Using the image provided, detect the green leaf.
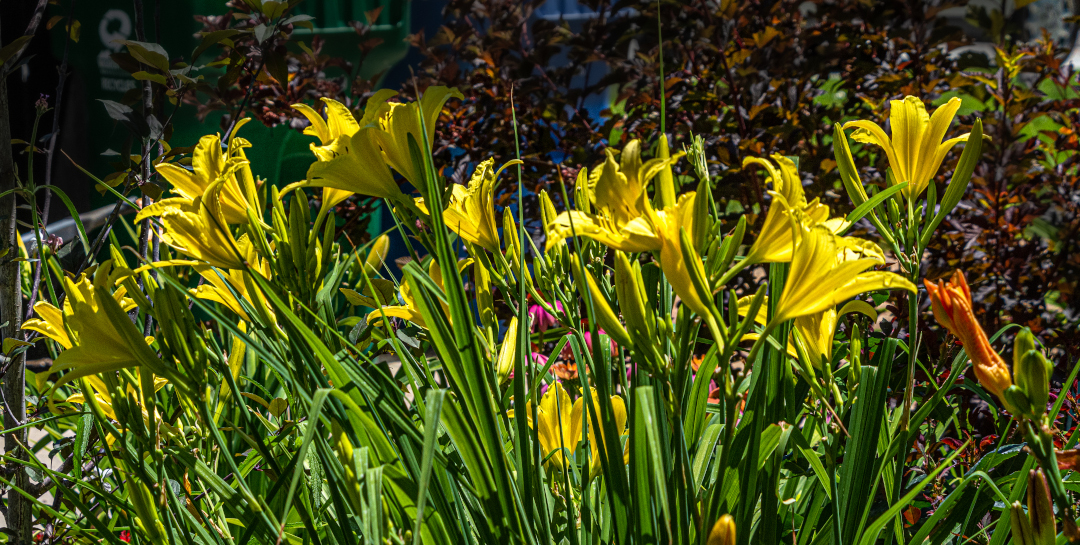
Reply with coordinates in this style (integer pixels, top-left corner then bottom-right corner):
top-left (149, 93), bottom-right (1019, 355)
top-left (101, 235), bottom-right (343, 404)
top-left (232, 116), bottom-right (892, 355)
top-left (0, 35), bottom-right (33, 66)
top-left (132, 71), bottom-right (167, 85)
top-left (856, 442), bottom-right (967, 545)
top-left (119, 40), bottom-right (171, 73)
top-left (757, 424), bottom-right (782, 470)
top-left (192, 29), bottom-right (240, 62)
top-left (845, 181), bottom-right (908, 225)
top-left (921, 118), bottom-right (983, 248)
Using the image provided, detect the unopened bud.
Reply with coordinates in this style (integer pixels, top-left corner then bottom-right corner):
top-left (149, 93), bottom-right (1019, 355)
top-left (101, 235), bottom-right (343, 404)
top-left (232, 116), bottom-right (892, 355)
top-left (364, 234), bottom-right (390, 273)
top-left (850, 323), bottom-right (863, 386)
top-left (614, 251), bottom-right (654, 347)
top-left (1014, 328), bottom-right (1051, 417)
top-left (1010, 501), bottom-right (1035, 545)
top-left (1003, 385), bottom-right (1033, 418)
top-left (570, 255), bottom-right (631, 349)
top-left (887, 198), bottom-right (901, 226)
top-left (707, 514), bottom-right (735, 545)
top-left (1028, 469), bottom-right (1056, 545)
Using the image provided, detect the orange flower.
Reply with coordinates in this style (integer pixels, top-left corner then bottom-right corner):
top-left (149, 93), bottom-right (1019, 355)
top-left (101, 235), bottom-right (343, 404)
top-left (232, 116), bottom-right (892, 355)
top-left (924, 270), bottom-right (1012, 402)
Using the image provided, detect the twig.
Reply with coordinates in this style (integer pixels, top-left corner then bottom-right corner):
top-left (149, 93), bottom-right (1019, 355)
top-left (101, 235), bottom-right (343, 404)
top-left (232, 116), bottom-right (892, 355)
top-left (24, 0), bottom-right (78, 328)
top-left (223, 57), bottom-right (267, 142)
top-left (38, 0), bottom-right (77, 228)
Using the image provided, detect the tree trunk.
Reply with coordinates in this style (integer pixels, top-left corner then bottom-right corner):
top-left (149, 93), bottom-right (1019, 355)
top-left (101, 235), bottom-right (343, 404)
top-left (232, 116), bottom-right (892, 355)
top-left (0, 28), bottom-right (31, 545)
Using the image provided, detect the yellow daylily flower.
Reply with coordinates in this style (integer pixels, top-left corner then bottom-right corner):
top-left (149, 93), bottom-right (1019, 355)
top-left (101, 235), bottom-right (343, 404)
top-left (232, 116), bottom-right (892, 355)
top-left (547, 139), bottom-right (682, 246)
top-left (772, 222), bottom-right (914, 326)
top-left (365, 275), bottom-right (427, 328)
top-left (842, 96), bottom-right (970, 199)
top-left (546, 209), bottom-right (661, 253)
top-left (508, 383), bottom-right (628, 477)
top-left (570, 389), bottom-right (628, 479)
top-left (415, 158), bottom-right (522, 253)
top-left (66, 371), bottom-right (175, 445)
top-left (364, 258), bottom-right (472, 329)
top-left (23, 268), bottom-right (136, 351)
top-left (375, 86), bottom-right (463, 190)
top-left (792, 300), bottom-right (877, 369)
top-left (742, 155), bottom-right (845, 264)
top-left (291, 92), bottom-right (397, 210)
top-left (150, 122), bottom-right (258, 224)
top-left (191, 261), bottom-right (273, 322)
top-left (140, 179), bottom-right (258, 270)
top-left (585, 139), bottom-right (684, 227)
top-left (546, 143), bottom-right (710, 315)
top-left (23, 264), bottom-right (150, 388)
top-left (509, 381), bottom-right (575, 472)
top-left (652, 192), bottom-right (711, 316)
top-left (292, 125), bottom-right (408, 205)
top-left (547, 193), bottom-right (708, 315)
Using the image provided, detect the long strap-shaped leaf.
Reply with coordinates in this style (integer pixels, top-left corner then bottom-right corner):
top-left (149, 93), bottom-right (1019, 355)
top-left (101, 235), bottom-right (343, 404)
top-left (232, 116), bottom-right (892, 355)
top-left (855, 442), bottom-right (967, 545)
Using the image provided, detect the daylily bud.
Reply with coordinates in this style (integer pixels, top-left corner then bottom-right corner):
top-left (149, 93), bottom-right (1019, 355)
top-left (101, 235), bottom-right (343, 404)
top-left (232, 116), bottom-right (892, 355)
top-left (539, 189), bottom-right (559, 240)
top-left (1014, 327), bottom-right (1037, 362)
top-left (495, 317), bottom-right (519, 385)
top-left (832, 123), bottom-right (869, 207)
top-left (503, 207), bottom-right (521, 262)
top-left (715, 215), bottom-right (746, 279)
top-left (614, 251), bottom-right (655, 348)
top-left (570, 255), bottom-right (632, 349)
top-left (1028, 469), bottom-right (1057, 545)
top-left (1014, 328), bottom-right (1051, 417)
top-left (574, 168), bottom-right (592, 213)
top-left (887, 198), bottom-right (901, 226)
top-left (656, 134), bottom-right (677, 208)
top-left (924, 271), bottom-right (1014, 410)
top-left (693, 174), bottom-right (712, 253)
top-left (1003, 385), bottom-right (1033, 418)
top-left (707, 514), bottom-right (736, 545)
top-left (849, 323), bottom-right (863, 387)
top-left (331, 420), bottom-right (364, 513)
top-left (128, 481), bottom-right (167, 543)
top-left (365, 234), bottom-right (390, 273)
top-left (679, 226), bottom-right (716, 316)
top-left (1010, 501), bottom-right (1035, 545)
top-left (474, 260), bottom-right (495, 334)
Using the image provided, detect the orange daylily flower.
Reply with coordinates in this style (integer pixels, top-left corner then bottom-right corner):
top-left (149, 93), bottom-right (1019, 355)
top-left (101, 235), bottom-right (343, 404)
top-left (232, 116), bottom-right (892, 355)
top-left (923, 270), bottom-right (1012, 403)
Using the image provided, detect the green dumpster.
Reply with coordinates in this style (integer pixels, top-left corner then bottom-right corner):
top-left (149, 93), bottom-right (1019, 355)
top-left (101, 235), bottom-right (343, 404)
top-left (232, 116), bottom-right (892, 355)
top-left (48, 0), bottom-right (410, 237)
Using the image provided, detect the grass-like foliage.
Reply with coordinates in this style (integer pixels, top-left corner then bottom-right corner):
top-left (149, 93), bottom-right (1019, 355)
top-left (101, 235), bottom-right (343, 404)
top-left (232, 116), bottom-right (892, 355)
top-left (6, 83), bottom-right (1078, 545)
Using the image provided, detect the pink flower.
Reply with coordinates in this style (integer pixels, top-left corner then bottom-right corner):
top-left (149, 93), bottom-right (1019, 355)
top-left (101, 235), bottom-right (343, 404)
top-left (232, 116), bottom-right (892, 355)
top-left (528, 301), bottom-right (563, 332)
top-left (532, 351), bottom-right (549, 367)
top-left (561, 329), bottom-right (617, 360)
